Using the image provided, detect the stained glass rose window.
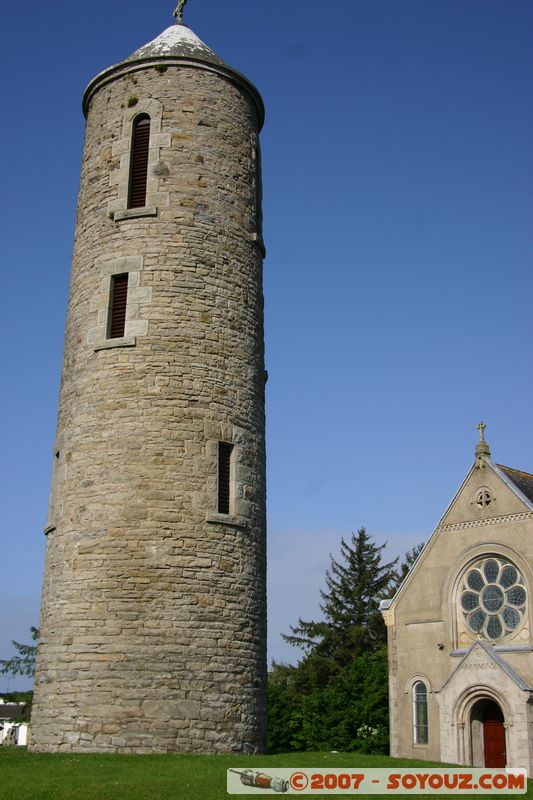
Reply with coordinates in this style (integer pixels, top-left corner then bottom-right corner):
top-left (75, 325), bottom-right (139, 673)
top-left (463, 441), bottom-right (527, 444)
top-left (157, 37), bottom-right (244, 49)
top-left (459, 557), bottom-right (527, 641)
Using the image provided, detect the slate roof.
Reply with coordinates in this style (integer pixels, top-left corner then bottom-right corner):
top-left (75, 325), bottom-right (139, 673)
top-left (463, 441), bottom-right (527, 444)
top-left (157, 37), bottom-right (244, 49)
top-left (0, 704), bottom-right (25, 722)
top-left (497, 464), bottom-right (533, 503)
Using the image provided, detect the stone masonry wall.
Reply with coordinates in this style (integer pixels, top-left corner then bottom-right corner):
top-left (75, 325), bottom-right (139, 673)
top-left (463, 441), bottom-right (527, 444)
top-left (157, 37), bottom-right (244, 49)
top-left (30, 62), bottom-right (267, 754)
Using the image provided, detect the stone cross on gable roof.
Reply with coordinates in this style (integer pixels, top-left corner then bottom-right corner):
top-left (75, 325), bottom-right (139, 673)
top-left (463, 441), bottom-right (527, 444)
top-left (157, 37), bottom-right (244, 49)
top-left (475, 421), bottom-right (490, 467)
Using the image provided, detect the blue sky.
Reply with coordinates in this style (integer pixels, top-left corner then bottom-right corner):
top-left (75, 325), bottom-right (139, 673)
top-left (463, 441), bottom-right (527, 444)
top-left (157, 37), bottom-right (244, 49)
top-left (1, 0), bottom-right (532, 689)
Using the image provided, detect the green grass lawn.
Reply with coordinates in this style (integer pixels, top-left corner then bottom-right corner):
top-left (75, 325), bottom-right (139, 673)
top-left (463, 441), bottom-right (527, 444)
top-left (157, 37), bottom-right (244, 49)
top-left (0, 748), bottom-right (529, 800)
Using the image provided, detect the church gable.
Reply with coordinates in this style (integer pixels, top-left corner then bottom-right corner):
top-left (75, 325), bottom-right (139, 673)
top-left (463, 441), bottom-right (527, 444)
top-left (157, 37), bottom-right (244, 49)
top-left (439, 640), bottom-right (532, 696)
top-left (382, 432), bottom-right (533, 623)
top-left (439, 460), bottom-right (533, 529)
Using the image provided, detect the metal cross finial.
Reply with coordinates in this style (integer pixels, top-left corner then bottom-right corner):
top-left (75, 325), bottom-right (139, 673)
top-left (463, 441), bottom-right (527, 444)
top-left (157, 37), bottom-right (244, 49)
top-left (173, 0), bottom-right (188, 25)
top-left (477, 421), bottom-right (487, 442)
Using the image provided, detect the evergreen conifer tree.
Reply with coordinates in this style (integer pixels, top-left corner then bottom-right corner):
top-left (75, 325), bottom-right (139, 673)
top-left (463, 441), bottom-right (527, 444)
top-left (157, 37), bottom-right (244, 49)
top-left (397, 542), bottom-right (424, 583)
top-left (283, 528), bottom-right (398, 670)
top-left (0, 627), bottom-right (39, 677)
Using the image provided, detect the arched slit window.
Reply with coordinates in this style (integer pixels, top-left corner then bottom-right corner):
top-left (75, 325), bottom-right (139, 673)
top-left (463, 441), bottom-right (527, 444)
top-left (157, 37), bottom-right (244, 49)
top-left (128, 114), bottom-right (151, 209)
top-left (413, 681), bottom-right (428, 744)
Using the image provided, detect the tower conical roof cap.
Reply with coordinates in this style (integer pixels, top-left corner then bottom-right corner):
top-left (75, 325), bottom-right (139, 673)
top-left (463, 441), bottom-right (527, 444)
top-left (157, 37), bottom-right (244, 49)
top-left (125, 24), bottom-right (227, 68)
top-left (83, 22), bottom-right (264, 128)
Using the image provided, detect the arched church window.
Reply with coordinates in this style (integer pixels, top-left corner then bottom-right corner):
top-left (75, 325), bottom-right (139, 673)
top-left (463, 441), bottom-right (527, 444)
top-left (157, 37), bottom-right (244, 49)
top-left (128, 114), bottom-right (151, 208)
top-left (459, 557), bottom-right (527, 641)
top-left (413, 681), bottom-right (428, 744)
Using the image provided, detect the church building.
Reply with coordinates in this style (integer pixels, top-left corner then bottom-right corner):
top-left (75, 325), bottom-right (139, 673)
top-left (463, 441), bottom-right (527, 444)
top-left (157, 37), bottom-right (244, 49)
top-left (381, 425), bottom-right (533, 771)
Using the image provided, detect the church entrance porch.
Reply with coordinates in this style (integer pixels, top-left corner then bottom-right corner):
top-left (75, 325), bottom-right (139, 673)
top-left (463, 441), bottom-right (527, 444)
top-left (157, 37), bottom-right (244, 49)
top-left (470, 699), bottom-right (506, 768)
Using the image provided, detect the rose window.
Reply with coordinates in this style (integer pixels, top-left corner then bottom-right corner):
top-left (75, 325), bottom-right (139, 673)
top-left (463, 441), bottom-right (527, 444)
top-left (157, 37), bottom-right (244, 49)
top-left (459, 557), bottom-right (527, 641)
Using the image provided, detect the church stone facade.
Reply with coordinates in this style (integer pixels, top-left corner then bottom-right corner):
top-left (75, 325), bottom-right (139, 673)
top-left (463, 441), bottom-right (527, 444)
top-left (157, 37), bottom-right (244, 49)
top-left (30, 15), bottom-right (267, 754)
top-left (381, 431), bottom-right (533, 771)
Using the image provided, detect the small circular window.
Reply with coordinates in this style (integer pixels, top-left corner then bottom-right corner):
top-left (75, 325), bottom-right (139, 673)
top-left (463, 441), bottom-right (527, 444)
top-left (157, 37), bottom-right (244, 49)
top-left (459, 557), bottom-right (527, 641)
top-left (475, 488), bottom-right (494, 509)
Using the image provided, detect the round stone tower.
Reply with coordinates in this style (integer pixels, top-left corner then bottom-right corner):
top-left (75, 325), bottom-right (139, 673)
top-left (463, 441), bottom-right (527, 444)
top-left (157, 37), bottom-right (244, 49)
top-left (30, 11), bottom-right (266, 754)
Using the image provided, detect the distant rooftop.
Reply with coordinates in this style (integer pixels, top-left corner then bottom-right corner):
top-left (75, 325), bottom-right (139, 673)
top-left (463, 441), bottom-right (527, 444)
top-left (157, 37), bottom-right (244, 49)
top-left (0, 704), bottom-right (26, 722)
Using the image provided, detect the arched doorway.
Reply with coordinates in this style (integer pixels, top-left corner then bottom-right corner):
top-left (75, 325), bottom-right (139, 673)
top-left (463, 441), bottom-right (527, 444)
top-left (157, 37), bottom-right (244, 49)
top-left (470, 699), bottom-right (506, 768)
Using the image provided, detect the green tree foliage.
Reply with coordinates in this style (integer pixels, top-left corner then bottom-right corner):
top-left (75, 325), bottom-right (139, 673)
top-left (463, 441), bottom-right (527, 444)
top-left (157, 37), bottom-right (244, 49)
top-left (267, 662), bottom-right (304, 753)
top-left (268, 648), bottom-right (390, 753)
top-left (268, 529), bottom-right (419, 754)
top-left (0, 627), bottom-right (39, 678)
top-left (283, 528), bottom-right (398, 674)
top-left (397, 542), bottom-right (424, 583)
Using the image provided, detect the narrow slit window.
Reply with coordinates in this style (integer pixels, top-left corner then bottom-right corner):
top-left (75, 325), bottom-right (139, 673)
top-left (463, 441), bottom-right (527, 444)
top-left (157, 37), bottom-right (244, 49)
top-left (45, 449), bottom-right (60, 533)
top-left (254, 142), bottom-right (263, 239)
top-left (109, 274), bottom-right (129, 339)
top-left (128, 114), bottom-right (151, 209)
top-left (413, 681), bottom-right (429, 745)
top-left (218, 442), bottom-right (233, 515)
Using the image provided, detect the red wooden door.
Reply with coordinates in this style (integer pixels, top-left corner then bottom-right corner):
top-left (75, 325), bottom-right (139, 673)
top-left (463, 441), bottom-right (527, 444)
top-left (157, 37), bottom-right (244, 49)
top-left (483, 703), bottom-right (506, 768)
